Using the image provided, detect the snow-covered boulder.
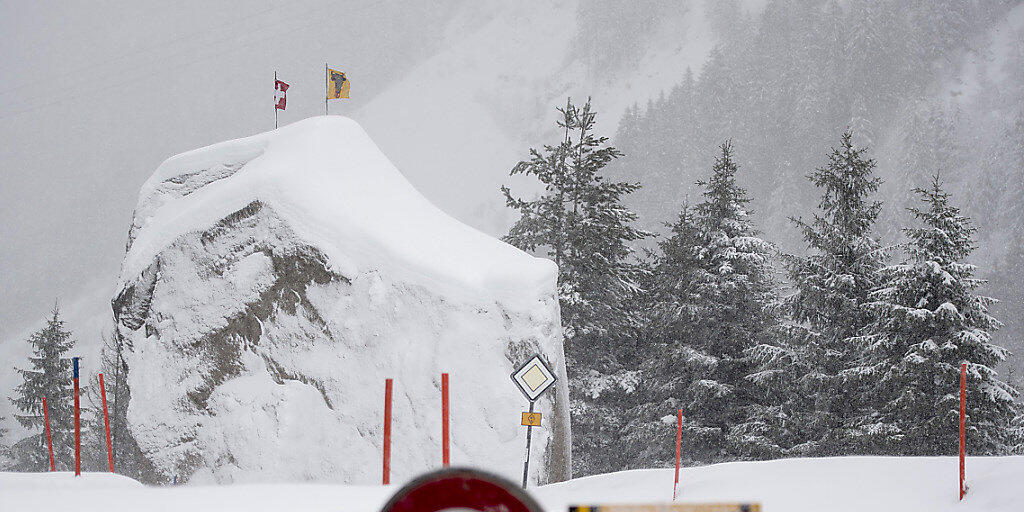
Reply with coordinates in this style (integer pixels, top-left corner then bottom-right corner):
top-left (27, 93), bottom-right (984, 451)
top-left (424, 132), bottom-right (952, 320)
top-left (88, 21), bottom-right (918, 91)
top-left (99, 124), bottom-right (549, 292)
top-left (111, 116), bottom-right (570, 485)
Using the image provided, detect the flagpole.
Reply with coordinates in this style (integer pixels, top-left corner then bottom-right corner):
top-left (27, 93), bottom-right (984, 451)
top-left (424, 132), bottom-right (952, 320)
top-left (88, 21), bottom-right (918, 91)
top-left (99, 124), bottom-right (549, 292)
top-left (324, 62), bottom-right (328, 116)
top-left (274, 70), bottom-right (279, 129)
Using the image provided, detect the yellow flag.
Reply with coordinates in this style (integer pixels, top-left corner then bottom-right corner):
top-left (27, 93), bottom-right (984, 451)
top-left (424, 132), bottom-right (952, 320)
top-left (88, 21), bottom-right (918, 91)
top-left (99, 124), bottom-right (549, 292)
top-left (327, 68), bottom-right (350, 99)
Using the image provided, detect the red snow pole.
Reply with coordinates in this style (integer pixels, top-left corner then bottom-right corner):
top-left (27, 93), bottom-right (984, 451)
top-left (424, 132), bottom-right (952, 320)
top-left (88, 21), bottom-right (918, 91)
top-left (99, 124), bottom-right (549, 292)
top-left (674, 409), bottom-right (682, 501)
top-left (383, 378), bottom-right (393, 485)
top-left (441, 373), bottom-right (450, 467)
top-left (42, 396), bottom-right (55, 472)
top-left (960, 362), bottom-right (967, 500)
top-left (100, 373), bottom-right (114, 472)
top-left (73, 357), bottom-right (81, 476)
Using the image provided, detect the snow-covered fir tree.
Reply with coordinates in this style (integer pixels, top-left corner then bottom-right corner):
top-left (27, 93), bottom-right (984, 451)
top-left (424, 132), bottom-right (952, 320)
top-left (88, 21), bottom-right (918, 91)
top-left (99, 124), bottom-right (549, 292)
top-left (620, 205), bottom-right (703, 469)
top-left (630, 142), bottom-right (781, 465)
top-left (687, 142), bottom-right (781, 460)
top-left (8, 306), bottom-right (76, 471)
top-left (502, 97), bottom-right (652, 476)
top-left (768, 131), bottom-right (887, 455)
top-left (859, 174), bottom-right (1019, 455)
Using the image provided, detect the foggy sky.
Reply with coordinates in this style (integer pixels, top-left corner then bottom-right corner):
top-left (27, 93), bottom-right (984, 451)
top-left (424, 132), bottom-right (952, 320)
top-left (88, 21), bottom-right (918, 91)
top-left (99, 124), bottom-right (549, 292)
top-left (0, 0), bottom-right (465, 340)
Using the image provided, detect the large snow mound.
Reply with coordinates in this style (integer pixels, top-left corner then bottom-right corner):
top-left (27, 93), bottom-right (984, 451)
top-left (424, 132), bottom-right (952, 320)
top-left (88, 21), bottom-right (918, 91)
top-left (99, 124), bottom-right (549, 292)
top-left (112, 116), bottom-right (569, 485)
top-left (5, 456), bottom-right (1023, 511)
top-left (122, 115), bottom-right (556, 304)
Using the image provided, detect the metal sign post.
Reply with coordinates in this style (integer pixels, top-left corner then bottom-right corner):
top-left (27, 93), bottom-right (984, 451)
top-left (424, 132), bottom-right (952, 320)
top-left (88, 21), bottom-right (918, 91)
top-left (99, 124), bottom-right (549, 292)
top-left (511, 355), bottom-right (557, 489)
top-left (522, 400), bottom-right (535, 489)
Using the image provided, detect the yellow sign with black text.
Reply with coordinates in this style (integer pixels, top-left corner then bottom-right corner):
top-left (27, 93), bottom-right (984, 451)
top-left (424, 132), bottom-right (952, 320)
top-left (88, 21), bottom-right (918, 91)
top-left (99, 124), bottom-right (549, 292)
top-left (569, 504), bottom-right (760, 512)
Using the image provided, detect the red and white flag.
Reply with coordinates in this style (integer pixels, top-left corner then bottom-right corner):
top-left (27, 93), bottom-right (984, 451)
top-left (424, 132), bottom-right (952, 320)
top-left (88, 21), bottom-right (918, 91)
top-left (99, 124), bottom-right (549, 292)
top-left (275, 79), bottom-right (289, 110)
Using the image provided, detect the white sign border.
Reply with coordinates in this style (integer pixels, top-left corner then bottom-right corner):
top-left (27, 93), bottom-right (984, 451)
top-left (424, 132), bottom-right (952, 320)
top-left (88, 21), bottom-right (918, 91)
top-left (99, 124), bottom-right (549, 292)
top-left (510, 355), bottom-right (556, 401)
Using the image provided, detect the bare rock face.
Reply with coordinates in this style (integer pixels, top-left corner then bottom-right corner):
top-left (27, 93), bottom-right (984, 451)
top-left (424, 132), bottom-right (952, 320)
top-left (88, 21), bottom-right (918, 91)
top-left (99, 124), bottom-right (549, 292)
top-left (112, 117), bottom-right (570, 485)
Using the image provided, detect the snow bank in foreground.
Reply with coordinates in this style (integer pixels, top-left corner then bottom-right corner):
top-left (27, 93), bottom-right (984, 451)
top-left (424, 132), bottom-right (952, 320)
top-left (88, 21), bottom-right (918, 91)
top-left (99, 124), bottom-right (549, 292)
top-left (112, 116), bottom-right (569, 485)
top-left (4, 456), bottom-right (1023, 512)
top-left (0, 471), bottom-right (143, 490)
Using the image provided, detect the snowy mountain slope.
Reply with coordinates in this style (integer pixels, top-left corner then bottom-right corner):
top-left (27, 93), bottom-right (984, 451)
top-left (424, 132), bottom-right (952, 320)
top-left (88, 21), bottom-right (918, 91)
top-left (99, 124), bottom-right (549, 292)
top-left (885, 3), bottom-right (1024, 373)
top-left (5, 456), bottom-right (1023, 511)
top-left (351, 0), bottom-right (719, 235)
top-left (111, 116), bottom-right (570, 485)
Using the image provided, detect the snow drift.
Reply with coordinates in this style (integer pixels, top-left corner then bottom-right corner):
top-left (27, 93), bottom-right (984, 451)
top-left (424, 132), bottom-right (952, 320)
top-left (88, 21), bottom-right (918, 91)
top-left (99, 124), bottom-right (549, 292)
top-left (111, 116), bottom-right (570, 485)
top-left (5, 456), bottom-right (1024, 511)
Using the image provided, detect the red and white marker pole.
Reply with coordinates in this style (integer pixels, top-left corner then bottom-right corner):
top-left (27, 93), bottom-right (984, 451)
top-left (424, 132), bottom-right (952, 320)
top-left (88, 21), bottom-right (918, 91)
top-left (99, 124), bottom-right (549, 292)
top-left (42, 396), bottom-right (55, 472)
top-left (73, 357), bottom-right (81, 477)
top-left (383, 378), bottom-right (393, 485)
top-left (674, 409), bottom-right (682, 501)
top-left (441, 373), bottom-right (450, 467)
top-left (960, 362), bottom-right (967, 500)
top-left (100, 373), bottom-right (114, 472)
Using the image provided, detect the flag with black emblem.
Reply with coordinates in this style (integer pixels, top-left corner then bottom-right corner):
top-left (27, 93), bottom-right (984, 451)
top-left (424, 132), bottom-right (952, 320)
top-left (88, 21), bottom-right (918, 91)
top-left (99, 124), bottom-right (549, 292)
top-left (327, 67), bottom-right (350, 99)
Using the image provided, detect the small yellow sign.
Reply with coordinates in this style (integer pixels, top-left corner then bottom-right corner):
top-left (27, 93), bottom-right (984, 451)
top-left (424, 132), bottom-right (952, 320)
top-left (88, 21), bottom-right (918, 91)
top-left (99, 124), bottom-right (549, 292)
top-left (521, 412), bottom-right (542, 426)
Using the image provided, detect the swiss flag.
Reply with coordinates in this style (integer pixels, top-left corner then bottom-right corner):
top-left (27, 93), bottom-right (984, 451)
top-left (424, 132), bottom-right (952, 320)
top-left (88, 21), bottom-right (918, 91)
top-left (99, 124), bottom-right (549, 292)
top-left (275, 79), bottom-right (289, 110)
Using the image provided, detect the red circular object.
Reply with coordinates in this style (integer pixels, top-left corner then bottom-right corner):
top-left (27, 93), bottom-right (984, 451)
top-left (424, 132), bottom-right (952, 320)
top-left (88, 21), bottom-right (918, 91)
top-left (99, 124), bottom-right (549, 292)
top-left (381, 467), bottom-right (542, 512)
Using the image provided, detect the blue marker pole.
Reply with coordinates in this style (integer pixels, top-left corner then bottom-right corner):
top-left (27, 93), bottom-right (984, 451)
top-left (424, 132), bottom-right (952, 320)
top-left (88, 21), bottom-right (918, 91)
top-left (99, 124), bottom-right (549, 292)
top-left (73, 357), bottom-right (81, 476)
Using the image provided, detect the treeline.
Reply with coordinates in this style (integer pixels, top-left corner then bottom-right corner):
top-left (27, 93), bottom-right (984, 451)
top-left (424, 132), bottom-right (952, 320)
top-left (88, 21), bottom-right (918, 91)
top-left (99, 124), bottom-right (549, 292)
top-left (610, 0), bottom-right (1024, 374)
top-left (501, 98), bottom-right (1024, 477)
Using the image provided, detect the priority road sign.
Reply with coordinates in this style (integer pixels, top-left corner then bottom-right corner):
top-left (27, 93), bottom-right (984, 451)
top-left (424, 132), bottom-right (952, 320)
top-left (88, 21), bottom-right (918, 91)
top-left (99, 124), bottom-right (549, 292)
top-left (511, 355), bottom-right (556, 490)
top-left (510, 355), bottom-right (556, 401)
top-left (521, 412), bottom-right (542, 426)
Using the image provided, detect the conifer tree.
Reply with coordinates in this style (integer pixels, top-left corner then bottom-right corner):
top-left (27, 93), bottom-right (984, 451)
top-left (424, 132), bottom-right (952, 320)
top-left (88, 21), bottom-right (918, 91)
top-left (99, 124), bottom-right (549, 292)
top-left (621, 205), bottom-right (704, 468)
top-left (776, 131), bottom-right (886, 455)
top-left (8, 306), bottom-right (76, 470)
top-left (687, 143), bottom-right (781, 459)
top-left (503, 98), bottom-right (651, 349)
top-left (638, 143), bottom-right (781, 463)
top-left (502, 97), bottom-right (652, 475)
top-left (861, 174), bottom-right (1019, 454)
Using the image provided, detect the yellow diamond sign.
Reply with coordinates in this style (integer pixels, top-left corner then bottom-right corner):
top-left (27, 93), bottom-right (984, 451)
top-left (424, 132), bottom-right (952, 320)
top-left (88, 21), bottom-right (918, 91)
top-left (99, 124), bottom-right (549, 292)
top-left (511, 355), bottom-right (556, 401)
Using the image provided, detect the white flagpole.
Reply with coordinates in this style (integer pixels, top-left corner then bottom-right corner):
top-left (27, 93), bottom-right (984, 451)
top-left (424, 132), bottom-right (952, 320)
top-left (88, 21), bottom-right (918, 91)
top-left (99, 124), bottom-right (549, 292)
top-left (324, 62), bottom-right (328, 115)
top-left (274, 71), bottom-right (278, 129)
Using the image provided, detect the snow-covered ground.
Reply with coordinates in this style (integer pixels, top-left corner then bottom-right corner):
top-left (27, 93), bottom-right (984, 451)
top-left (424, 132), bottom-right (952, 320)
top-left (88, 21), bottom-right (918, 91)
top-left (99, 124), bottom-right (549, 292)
top-left (4, 456), bottom-right (1022, 511)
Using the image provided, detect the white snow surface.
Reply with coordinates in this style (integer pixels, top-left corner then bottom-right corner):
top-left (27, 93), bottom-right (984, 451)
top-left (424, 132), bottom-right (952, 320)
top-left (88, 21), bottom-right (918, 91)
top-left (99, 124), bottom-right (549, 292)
top-left (4, 456), bottom-right (1023, 511)
top-left (122, 115), bottom-right (557, 305)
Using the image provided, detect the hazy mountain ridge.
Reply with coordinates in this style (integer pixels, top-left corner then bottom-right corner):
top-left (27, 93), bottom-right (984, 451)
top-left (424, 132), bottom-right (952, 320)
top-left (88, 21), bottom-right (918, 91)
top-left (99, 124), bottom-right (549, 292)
top-left (608, 0), bottom-right (1024, 373)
